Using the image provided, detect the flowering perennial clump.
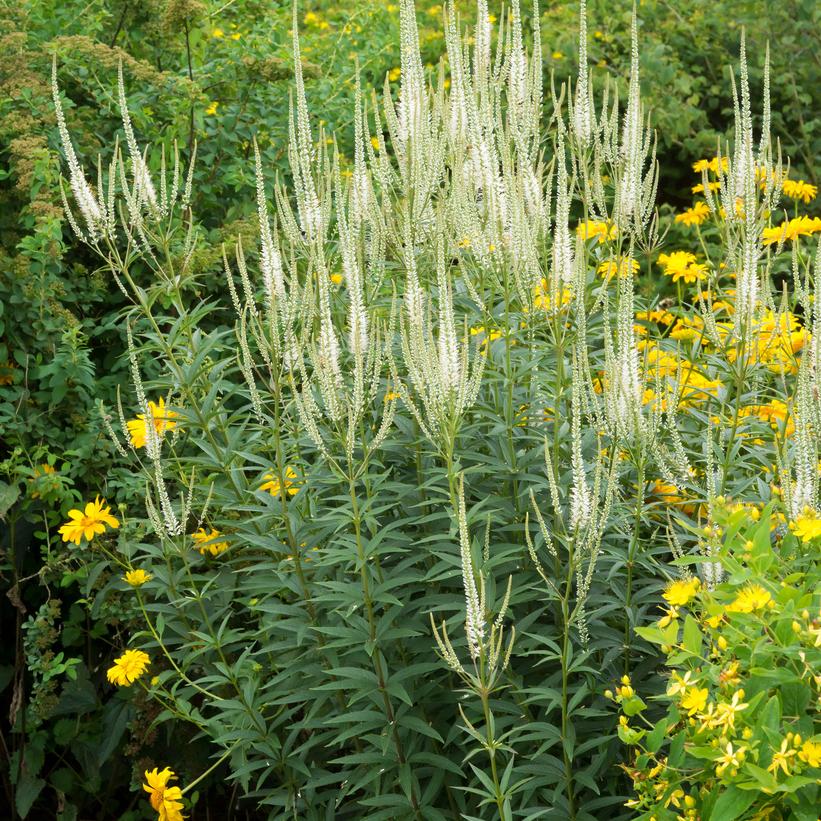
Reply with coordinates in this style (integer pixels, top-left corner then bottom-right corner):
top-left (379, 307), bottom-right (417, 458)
top-left (50, 0), bottom-right (821, 816)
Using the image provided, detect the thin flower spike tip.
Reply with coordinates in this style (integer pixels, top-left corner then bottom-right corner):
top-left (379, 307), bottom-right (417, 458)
top-left (58, 497), bottom-right (120, 545)
top-left (52, 56), bottom-right (105, 240)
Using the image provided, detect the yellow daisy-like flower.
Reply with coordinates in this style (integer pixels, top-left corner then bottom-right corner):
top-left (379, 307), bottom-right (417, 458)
top-left (597, 257), bottom-right (639, 281)
top-left (692, 156), bottom-right (728, 174)
top-left (761, 215), bottom-right (821, 246)
top-left (715, 742), bottom-right (746, 777)
top-left (259, 467), bottom-right (300, 497)
top-left (58, 497), bottom-right (120, 545)
top-left (124, 568), bottom-right (152, 587)
top-left (791, 507), bottom-right (821, 543)
top-left (576, 220), bottom-right (617, 243)
top-left (675, 201), bottom-right (710, 227)
top-left (107, 649), bottom-right (150, 686)
top-left (663, 577), bottom-right (700, 607)
top-left (797, 739), bottom-right (821, 768)
top-left (727, 584), bottom-right (772, 614)
top-left (192, 528), bottom-right (230, 557)
top-left (212, 27), bottom-right (224, 38)
top-left (205, 101), bottom-right (219, 116)
top-left (658, 251), bottom-right (708, 284)
top-left (143, 767), bottom-right (185, 821)
top-left (782, 178), bottom-right (817, 204)
top-left (680, 686), bottom-right (709, 716)
top-left (127, 397), bottom-right (179, 450)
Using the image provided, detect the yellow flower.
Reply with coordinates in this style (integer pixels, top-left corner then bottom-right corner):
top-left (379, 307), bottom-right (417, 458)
top-left (576, 220), bottom-right (617, 243)
top-left (107, 649), bottom-right (150, 686)
top-left (658, 251), bottom-right (708, 284)
top-left (791, 507), bottom-right (821, 542)
top-left (761, 215), bottom-right (821, 246)
top-left (211, 27), bottom-right (224, 38)
top-left (124, 569), bottom-right (152, 587)
top-left (143, 767), bottom-right (185, 821)
top-left (692, 156), bottom-right (728, 174)
top-left (551, 51), bottom-right (564, 59)
top-left (710, 690), bottom-right (748, 731)
top-left (205, 101), bottom-right (219, 116)
top-left (330, 272), bottom-right (343, 285)
top-left (727, 584), bottom-right (772, 614)
top-left (388, 67), bottom-right (401, 81)
top-left (666, 671), bottom-right (697, 698)
top-left (663, 577), bottom-right (700, 607)
top-left (691, 181), bottom-right (721, 194)
top-left (680, 687), bottom-right (709, 716)
top-left (768, 738), bottom-right (797, 777)
top-left (675, 201), bottom-right (711, 227)
top-left (58, 497), bottom-right (120, 545)
top-left (715, 742), bottom-right (745, 777)
top-left (532, 281), bottom-right (573, 314)
top-left (127, 398), bottom-right (179, 450)
top-left (370, 136), bottom-right (380, 151)
top-left (782, 178), bottom-right (817, 204)
top-left (29, 463), bottom-right (59, 499)
top-left (192, 528), bottom-right (229, 557)
top-left (797, 739), bottom-right (821, 767)
top-left (259, 467), bottom-right (300, 497)
top-left (597, 257), bottom-right (639, 280)
top-left (384, 390), bottom-right (400, 402)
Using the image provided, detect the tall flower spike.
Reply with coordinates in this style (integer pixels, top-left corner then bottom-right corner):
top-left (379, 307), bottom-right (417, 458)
top-left (253, 139), bottom-right (286, 303)
top-left (457, 475), bottom-right (484, 660)
top-left (290, 6), bottom-right (323, 241)
top-left (571, 0), bottom-right (593, 146)
top-left (117, 62), bottom-right (158, 215)
top-left (52, 57), bottom-right (105, 240)
top-left (616, 6), bottom-right (642, 226)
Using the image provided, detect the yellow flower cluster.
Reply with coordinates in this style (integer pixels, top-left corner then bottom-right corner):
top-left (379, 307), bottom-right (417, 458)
top-left (576, 219), bottom-right (617, 243)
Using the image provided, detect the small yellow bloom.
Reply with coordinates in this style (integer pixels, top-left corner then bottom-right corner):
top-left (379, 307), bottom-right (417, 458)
top-left (715, 742), bottom-right (745, 777)
top-left (797, 739), bottom-right (821, 767)
top-left (675, 201), bottom-right (711, 227)
top-left (576, 220), bottom-right (617, 243)
top-left (658, 251), bottom-right (708, 284)
top-left (727, 584), bottom-right (772, 614)
top-left (259, 467), bottom-right (300, 497)
top-left (551, 51), bottom-right (564, 59)
top-left (192, 528), bottom-right (229, 557)
top-left (782, 178), bottom-right (817, 204)
top-left (58, 497), bottom-right (120, 545)
top-left (127, 397), bottom-right (179, 450)
top-left (143, 767), bottom-right (185, 821)
top-left (768, 738), bottom-right (797, 777)
top-left (212, 27), bottom-right (224, 38)
top-left (663, 577), bottom-right (700, 607)
top-left (680, 687), bottom-right (709, 716)
top-left (791, 508), bottom-right (821, 542)
top-left (107, 649), bottom-right (150, 686)
top-left (205, 101), bottom-right (219, 116)
top-left (124, 569), bottom-right (152, 587)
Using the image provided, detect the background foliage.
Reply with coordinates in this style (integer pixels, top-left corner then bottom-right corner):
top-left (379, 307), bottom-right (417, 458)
top-left (0, 1), bottom-right (819, 819)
